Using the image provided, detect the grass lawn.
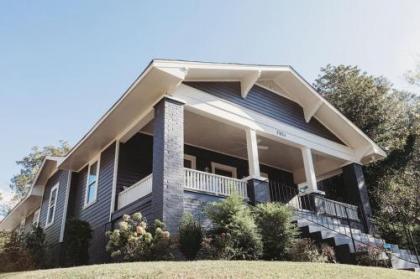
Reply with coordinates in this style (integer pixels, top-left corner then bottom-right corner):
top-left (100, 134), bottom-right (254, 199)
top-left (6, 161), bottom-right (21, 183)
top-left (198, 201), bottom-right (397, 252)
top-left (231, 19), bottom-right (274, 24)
top-left (0, 261), bottom-right (417, 279)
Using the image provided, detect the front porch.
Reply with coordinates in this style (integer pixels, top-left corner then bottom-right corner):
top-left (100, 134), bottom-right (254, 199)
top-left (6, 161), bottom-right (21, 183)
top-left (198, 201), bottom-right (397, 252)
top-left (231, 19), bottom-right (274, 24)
top-left (112, 97), bottom-right (371, 233)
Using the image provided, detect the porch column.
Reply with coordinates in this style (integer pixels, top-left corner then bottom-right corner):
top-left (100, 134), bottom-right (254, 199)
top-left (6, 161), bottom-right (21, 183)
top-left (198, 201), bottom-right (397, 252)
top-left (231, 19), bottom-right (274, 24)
top-left (301, 147), bottom-right (318, 193)
top-left (246, 128), bottom-right (261, 178)
top-left (245, 128), bottom-right (270, 204)
top-left (152, 97), bottom-right (185, 234)
top-left (342, 163), bottom-right (373, 233)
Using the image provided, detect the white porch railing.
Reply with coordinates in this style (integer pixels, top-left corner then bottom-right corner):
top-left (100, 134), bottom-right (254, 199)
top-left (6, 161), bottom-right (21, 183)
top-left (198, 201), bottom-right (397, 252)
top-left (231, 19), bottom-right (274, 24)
top-left (184, 168), bottom-right (248, 199)
top-left (117, 174), bottom-right (152, 209)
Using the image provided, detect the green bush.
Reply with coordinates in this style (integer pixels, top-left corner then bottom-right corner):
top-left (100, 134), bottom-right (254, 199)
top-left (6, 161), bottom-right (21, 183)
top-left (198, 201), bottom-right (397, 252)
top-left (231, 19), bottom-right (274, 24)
top-left (106, 212), bottom-right (172, 261)
top-left (24, 226), bottom-right (46, 268)
top-left (179, 213), bottom-right (203, 260)
top-left (63, 219), bottom-right (92, 266)
top-left (0, 231), bottom-right (35, 272)
top-left (204, 194), bottom-right (263, 260)
top-left (254, 202), bottom-right (298, 260)
top-left (288, 238), bottom-right (329, 263)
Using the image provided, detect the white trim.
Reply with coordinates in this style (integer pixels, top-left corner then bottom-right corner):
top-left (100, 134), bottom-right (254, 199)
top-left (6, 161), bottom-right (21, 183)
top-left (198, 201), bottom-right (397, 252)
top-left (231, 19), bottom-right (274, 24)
top-left (184, 154), bottom-right (197, 170)
top-left (83, 156), bottom-right (100, 209)
top-left (45, 183), bottom-right (59, 228)
top-left (59, 170), bottom-right (72, 242)
top-left (174, 84), bottom-right (358, 163)
top-left (32, 209), bottom-right (40, 227)
top-left (211, 162), bottom-right (238, 178)
top-left (245, 128), bottom-right (261, 177)
top-left (19, 217), bottom-right (26, 232)
top-left (109, 140), bottom-right (120, 221)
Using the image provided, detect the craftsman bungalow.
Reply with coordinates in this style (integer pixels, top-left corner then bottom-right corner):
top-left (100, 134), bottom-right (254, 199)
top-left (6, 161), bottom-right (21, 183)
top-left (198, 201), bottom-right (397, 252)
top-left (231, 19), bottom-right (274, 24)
top-left (4, 60), bottom-right (416, 268)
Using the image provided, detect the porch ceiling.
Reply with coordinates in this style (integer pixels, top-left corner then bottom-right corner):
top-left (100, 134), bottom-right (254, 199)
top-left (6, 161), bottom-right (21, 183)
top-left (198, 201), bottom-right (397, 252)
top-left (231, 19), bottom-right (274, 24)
top-left (142, 111), bottom-right (347, 176)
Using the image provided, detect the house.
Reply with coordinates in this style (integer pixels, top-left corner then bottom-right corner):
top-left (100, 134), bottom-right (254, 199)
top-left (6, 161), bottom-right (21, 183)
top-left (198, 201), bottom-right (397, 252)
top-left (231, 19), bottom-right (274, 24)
top-left (1, 60), bottom-right (417, 268)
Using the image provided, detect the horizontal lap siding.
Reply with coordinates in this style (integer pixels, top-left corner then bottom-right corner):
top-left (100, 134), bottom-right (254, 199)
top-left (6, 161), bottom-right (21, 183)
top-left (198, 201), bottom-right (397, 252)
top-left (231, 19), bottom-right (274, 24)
top-left (67, 142), bottom-right (116, 264)
top-left (117, 134), bottom-right (153, 196)
top-left (39, 170), bottom-right (69, 245)
top-left (184, 82), bottom-right (343, 144)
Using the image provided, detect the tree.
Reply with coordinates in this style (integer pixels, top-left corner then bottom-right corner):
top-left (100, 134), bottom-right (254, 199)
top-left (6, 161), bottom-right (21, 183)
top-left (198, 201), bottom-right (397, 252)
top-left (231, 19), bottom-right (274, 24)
top-left (314, 65), bottom-right (420, 248)
top-left (405, 58), bottom-right (420, 87)
top-left (9, 141), bottom-right (70, 200)
top-left (0, 193), bottom-right (11, 218)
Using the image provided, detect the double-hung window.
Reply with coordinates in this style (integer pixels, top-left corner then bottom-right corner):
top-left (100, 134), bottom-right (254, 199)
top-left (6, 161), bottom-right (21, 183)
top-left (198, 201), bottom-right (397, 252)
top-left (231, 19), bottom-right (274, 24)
top-left (46, 184), bottom-right (59, 227)
top-left (84, 159), bottom-right (99, 208)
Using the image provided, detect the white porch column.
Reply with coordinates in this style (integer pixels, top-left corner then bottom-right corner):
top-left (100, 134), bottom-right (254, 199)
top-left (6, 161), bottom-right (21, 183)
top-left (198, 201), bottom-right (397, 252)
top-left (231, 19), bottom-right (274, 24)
top-left (246, 128), bottom-right (261, 178)
top-left (301, 146), bottom-right (318, 193)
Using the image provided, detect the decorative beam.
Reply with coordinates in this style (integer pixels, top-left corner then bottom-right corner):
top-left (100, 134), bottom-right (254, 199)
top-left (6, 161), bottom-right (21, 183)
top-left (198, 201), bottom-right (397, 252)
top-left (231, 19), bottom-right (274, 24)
top-left (241, 70), bottom-right (261, 98)
top-left (303, 100), bottom-right (323, 123)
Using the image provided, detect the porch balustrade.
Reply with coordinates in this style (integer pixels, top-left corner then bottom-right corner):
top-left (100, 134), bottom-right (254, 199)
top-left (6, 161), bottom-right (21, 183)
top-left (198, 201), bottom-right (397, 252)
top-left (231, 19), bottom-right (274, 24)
top-left (184, 168), bottom-right (248, 199)
top-left (117, 174), bottom-right (153, 209)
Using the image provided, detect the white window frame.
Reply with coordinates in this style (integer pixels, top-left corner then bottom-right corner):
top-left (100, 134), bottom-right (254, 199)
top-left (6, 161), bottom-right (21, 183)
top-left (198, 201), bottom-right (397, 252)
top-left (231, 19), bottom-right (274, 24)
top-left (84, 156), bottom-right (100, 209)
top-left (184, 154), bottom-right (196, 170)
top-left (211, 162), bottom-right (237, 178)
top-left (45, 183), bottom-right (59, 228)
top-left (33, 209), bottom-right (40, 227)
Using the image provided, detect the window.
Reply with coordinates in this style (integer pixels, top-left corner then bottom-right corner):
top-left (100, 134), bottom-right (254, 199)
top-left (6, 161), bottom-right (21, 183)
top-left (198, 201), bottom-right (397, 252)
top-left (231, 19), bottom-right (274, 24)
top-left (211, 162), bottom-right (237, 178)
top-left (84, 159), bottom-right (99, 207)
top-left (184, 154), bottom-right (196, 169)
top-left (46, 184), bottom-right (59, 227)
top-left (33, 209), bottom-right (40, 227)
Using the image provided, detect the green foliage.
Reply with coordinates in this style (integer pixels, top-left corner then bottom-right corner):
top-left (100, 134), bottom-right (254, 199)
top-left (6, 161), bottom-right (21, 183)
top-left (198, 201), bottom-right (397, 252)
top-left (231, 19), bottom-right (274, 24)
top-left (106, 212), bottom-right (172, 262)
top-left (10, 141), bottom-right (71, 200)
top-left (354, 246), bottom-right (390, 267)
top-left (314, 64), bottom-right (420, 248)
top-left (178, 213), bottom-right (203, 260)
top-left (0, 231), bottom-right (35, 272)
top-left (288, 238), bottom-right (329, 263)
top-left (254, 202), bottom-right (298, 260)
top-left (63, 219), bottom-right (92, 266)
top-left (204, 194), bottom-right (263, 260)
top-left (24, 226), bottom-right (46, 268)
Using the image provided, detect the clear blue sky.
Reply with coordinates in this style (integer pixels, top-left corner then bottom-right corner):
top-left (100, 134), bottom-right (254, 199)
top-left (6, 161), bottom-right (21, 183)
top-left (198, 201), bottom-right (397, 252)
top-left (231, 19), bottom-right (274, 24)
top-left (0, 0), bottom-right (419, 199)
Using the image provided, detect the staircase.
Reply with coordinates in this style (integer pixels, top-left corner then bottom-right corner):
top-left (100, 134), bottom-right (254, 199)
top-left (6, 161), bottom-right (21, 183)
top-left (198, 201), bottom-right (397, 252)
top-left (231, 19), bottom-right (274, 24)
top-left (294, 210), bottom-right (420, 270)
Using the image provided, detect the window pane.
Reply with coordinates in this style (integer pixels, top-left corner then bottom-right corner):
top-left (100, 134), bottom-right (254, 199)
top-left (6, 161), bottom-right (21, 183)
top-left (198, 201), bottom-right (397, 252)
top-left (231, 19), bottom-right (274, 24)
top-left (48, 206), bottom-right (54, 223)
top-left (87, 183), bottom-right (96, 204)
top-left (49, 189), bottom-right (57, 206)
top-left (184, 159), bottom-right (192, 169)
top-left (88, 162), bottom-right (98, 186)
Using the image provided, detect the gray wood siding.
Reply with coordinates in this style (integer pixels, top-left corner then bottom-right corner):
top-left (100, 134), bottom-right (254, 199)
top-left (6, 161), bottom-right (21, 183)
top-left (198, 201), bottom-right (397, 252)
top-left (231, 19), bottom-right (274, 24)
top-left (117, 134), bottom-right (153, 195)
top-left (184, 82), bottom-right (343, 144)
top-left (67, 142), bottom-right (116, 264)
top-left (39, 170), bottom-right (69, 245)
top-left (69, 142), bottom-right (116, 229)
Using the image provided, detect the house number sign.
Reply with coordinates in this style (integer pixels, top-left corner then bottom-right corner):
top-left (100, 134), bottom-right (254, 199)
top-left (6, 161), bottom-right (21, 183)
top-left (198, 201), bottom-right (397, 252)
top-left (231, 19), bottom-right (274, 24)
top-left (276, 129), bottom-right (287, 137)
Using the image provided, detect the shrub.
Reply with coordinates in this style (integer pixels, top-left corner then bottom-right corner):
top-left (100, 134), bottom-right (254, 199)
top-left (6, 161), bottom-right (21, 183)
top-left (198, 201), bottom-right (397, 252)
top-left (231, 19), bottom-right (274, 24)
top-left (178, 213), bottom-right (203, 260)
top-left (106, 212), bottom-right (172, 261)
top-left (24, 226), bottom-right (46, 268)
top-left (288, 238), bottom-right (328, 263)
top-left (355, 245), bottom-right (391, 267)
top-left (254, 202), bottom-right (298, 260)
top-left (63, 219), bottom-right (92, 266)
top-left (0, 231), bottom-right (35, 272)
top-left (204, 194), bottom-right (263, 260)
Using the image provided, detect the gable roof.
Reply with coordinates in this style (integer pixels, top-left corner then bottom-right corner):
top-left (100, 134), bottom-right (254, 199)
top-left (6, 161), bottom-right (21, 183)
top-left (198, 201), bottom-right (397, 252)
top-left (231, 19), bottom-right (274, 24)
top-left (59, 59), bottom-right (386, 171)
top-left (0, 156), bottom-right (63, 231)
